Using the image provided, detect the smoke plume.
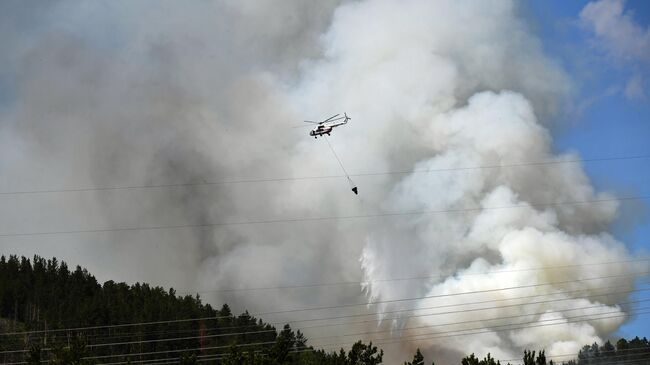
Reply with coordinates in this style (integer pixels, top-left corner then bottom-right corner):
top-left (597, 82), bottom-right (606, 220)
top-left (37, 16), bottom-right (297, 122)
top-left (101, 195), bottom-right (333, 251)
top-left (0, 0), bottom-right (645, 362)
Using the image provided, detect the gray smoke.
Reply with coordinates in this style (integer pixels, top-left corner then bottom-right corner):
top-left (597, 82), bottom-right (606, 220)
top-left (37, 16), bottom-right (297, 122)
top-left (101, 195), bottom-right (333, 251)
top-left (0, 0), bottom-right (645, 363)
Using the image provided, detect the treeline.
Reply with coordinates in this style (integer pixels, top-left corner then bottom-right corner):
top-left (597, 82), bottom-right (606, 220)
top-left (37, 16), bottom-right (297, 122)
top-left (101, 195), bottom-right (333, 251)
top-left (573, 338), bottom-right (650, 365)
top-left (0, 255), bottom-right (277, 363)
top-left (1, 255), bottom-right (649, 364)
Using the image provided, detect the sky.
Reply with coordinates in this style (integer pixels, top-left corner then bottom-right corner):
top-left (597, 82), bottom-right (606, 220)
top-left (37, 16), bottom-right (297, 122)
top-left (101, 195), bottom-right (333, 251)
top-left (526, 0), bottom-right (650, 337)
top-left (0, 0), bottom-right (649, 362)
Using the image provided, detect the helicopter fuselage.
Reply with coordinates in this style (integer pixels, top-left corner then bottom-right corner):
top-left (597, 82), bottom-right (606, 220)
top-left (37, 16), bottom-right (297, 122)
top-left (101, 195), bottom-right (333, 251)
top-left (304, 113), bottom-right (350, 139)
top-left (310, 125), bottom-right (334, 137)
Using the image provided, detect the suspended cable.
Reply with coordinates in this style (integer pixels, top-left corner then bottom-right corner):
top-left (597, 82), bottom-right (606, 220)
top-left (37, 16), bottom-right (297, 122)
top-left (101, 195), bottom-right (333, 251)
top-left (95, 332), bottom-right (650, 365)
top-left (1, 195), bottom-right (647, 238)
top-left (499, 347), bottom-right (650, 362)
top-left (311, 309), bottom-right (650, 351)
top-left (11, 296), bottom-right (646, 353)
top-left (23, 281), bottom-right (648, 346)
top-left (31, 310), bottom-right (650, 363)
top-left (257, 271), bottom-right (649, 316)
top-left (296, 285), bottom-right (650, 330)
top-left (3, 271), bottom-right (647, 338)
top-left (0, 154), bottom-right (647, 196)
top-left (309, 300), bottom-right (650, 342)
top-left (181, 257), bottom-right (650, 294)
top-left (324, 135), bottom-right (358, 194)
top-left (16, 281), bottom-right (650, 350)
top-left (70, 274), bottom-right (650, 342)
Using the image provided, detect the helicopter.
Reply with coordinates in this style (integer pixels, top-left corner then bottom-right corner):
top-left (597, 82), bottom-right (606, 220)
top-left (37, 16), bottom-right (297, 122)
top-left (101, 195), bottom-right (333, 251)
top-left (297, 112), bottom-right (358, 195)
top-left (302, 113), bottom-right (351, 138)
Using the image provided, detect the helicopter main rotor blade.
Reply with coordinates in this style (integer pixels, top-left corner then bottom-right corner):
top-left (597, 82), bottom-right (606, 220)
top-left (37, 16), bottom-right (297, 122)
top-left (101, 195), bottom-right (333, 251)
top-left (322, 114), bottom-right (340, 123)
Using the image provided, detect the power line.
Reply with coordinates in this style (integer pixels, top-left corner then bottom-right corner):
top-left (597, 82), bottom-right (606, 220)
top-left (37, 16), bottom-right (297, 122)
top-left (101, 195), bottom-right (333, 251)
top-left (63, 338), bottom-right (650, 365)
top-left (92, 348), bottom-right (320, 365)
top-left (76, 281), bottom-right (650, 343)
top-left (52, 310), bottom-right (650, 362)
top-left (4, 340), bottom-right (279, 365)
top-left (1, 154), bottom-right (647, 196)
top-left (6, 309), bottom-right (648, 364)
top-left (309, 299), bottom-right (650, 342)
top-left (23, 282), bottom-right (647, 346)
top-left (3, 272), bottom-right (646, 338)
top-left (499, 347), bottom-right (650, 362)
top-left (29, 297), bottom-right (650, 352)
top-left (257, 271), bottom-right (649, 316)
top-left (532, 358), bottom-right (650, 365)
top-left (45, 296), bottom-right (650, 353)
top-left (84, 340), bottom-right (278, 362)
top-left (16, 282), bottom-right (649, 354)
top-left (7, 342), bottom-right (649, 365)
top-left (94, 331), bottom-right (650, 365)
top-left (109, 351), bottom-right (650, 365)
top-left (311, 309), bottom-right (650, 352)
top-left (1, 195), bottom-right (647, 238)
top-left (296, 285), bottom-right (650, 330)
top-left (52, 311), bottom-right (650, 363)
top-left (182, 257), bottom-right (650, 294)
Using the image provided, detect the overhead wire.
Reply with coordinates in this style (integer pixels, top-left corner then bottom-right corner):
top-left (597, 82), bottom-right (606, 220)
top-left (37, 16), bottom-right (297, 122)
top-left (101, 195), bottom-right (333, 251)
top-left (308, 300), bottom-right (650, 342)
top-left (105, 337), bottom-right (650, 365)
top-left (253, 271), bottom-right (650, 316)
top-left (20, 280), bottom-right (650, 345)
top-left (1, 195), bottom-right (648, 238)
top-left (310, 309), bottom-right (650, 352)
top-left (5, 309), bottom-right (649, 365)
top-left (3, 285), bottom-right (648, 362)
top-left (9, 302), bottom-right (650, 363)
top-left (499, 346), bottom-right (650, 363)
top-left (296, 284), bottom-right (650, 330)
top-left (182, 257), bottom-right (650, 293)
top-left (101, 350), bottom-right (650, 365)
top-left (65, 281), bottom-right (650, 343)
top-left (8, 346), bottom-right (650, 365)
top-left (20, 309), bottom-right (650, 363)
top-left (54, 296), bottom-right (650, 353)
top-left (132, 283), bottom-right (650, 338)
top-left (4, 295), bottom-right (646, 354)
top-left (5, 289), bottom-right (649, 365)
top-left (3, 270), bottom-right (647, 337)
top-left (10, 282), bottom-right (649, 356)
top-left (1, 156), bottom-right (648, 359)
top-left (0, 154), bottom-right (647, 196)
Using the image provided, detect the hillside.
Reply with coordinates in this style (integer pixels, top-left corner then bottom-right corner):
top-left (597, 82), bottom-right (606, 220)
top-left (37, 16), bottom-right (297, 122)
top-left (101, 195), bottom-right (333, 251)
top-left (1, 255), bottom-right (649, 364)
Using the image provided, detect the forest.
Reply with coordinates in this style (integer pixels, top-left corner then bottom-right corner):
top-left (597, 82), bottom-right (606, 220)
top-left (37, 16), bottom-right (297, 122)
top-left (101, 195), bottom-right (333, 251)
top-left (1, 255), bottom-right (648, 364)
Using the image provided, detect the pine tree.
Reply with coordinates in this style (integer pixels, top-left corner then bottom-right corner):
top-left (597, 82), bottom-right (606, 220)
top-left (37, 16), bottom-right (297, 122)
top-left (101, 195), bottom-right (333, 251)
top-left (405, 348), bottom-right (425, 365)
top-left (523, 350), bottom-right (536, 365)
top-left (25, 344), bottom-right (41, 365)
top-left (347, 341), bottom-right (383, 365)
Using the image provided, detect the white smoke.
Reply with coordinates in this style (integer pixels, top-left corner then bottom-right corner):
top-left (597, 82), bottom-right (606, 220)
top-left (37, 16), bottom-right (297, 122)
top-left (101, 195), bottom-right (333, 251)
top-left (0, 0), bottom-right (646, 363)
top-left (287, 0), bottom-right (643, 360)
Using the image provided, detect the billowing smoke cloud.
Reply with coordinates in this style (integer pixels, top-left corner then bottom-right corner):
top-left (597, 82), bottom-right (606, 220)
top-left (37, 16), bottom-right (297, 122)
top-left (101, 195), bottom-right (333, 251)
top-left (580, 0), bottom-right (650, 63)
top-left (0, 0), bottom-right (645, 363)
top-left (580, 0), bottom-right (650, 100)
